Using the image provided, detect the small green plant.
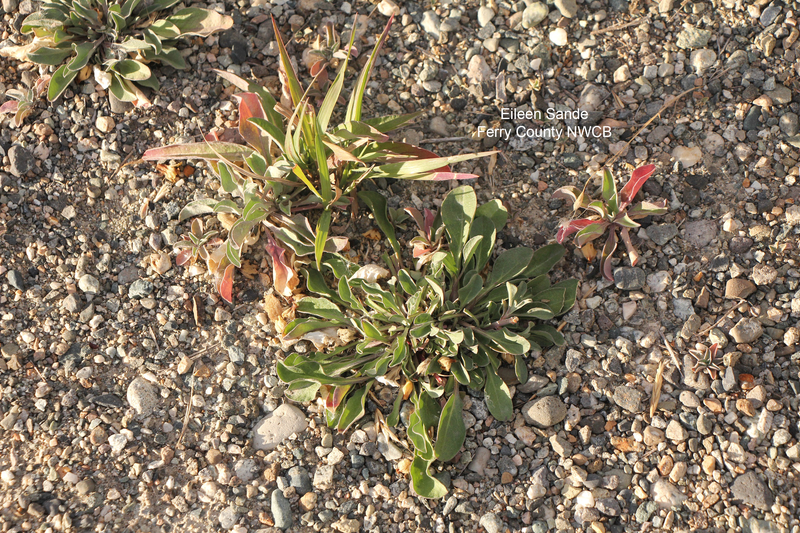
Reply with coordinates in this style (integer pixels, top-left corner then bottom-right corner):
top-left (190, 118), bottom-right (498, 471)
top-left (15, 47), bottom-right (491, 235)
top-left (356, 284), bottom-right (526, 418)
top-left (277, 186), bottom-right (577, 498)
top-left (553, 164), bottom-right (667, 281)
top-left (144, 16), bottom-right (492, 301)
top-left (689, 342), bottom-right (721, 380)
top-left (0, 75), bottom-right (50, 127)
top-left (19, 0), bottom-right (232, 105)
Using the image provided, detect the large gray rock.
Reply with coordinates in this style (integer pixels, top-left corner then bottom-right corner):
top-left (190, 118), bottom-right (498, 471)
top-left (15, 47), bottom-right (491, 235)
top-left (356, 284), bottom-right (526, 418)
top-left (523, 396), bottom-right (567, 428)
top-left (731, 471), bottom-right (773, 510)
top-left (252, 404), bottom-right (308, 451)
top-left (612, 385), bottom-right (644, 413)
top-left (126, 377), bottom-right (158, 416)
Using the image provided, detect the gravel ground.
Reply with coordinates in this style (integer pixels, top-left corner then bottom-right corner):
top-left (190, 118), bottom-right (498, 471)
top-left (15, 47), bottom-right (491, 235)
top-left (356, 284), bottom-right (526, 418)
top-left (2, 0), bottom-right (800, 532)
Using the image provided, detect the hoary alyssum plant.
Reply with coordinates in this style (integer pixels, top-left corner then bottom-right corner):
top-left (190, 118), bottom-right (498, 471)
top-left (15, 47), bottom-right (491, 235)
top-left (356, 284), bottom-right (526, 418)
top-left (277, 186), bottom-right (577, 498)
top-left (20, 0), bottom-right (232, 105)
top-left (144, 16), bottom-right (492, 302)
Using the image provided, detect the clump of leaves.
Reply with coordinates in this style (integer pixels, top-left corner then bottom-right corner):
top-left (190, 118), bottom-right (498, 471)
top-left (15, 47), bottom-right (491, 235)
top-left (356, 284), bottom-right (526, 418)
top-left (553, 164), bottom-right (667, 281)
top-left (143, 16), bottom-right (492, 302)
top-left (689, 342), bottom-right (721, 380)
top-left (0, 76), bottom-right (50, 127)
top-left (18, 0), bottom-right (232, 105)
top-left (276, 186), bottom-right (577, 498)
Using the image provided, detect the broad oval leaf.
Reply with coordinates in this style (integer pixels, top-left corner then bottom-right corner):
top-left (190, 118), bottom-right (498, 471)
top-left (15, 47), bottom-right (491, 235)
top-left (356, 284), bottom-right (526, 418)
top-left (434, 391), bottom-right (465, 462)
top-left (27, 46), bottom-right (72, 66)
top-left (112, 59), bottom-right (152, 81)
top-left (484, 246), bottom-right (534, 290)
top-left (440, 185), bottom-right (476, 265)
top-left (336, 383), bottom-right (371, 431)
top-left (47, 64), bottom-right (79, 101)
top-left (484, 370), bottom-right (513, 421)
top-left (410, 456), bottom-right (448, 499)
top-left (167, 8), bottom-right (234, 37)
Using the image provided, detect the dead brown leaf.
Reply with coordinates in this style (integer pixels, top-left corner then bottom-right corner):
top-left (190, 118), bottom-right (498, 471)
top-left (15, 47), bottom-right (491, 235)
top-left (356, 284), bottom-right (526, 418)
top-left (362, 229), bottom-right (381, 241)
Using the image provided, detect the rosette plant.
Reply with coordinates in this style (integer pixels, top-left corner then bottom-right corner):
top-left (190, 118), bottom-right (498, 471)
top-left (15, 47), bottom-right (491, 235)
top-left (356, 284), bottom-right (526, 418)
top-left (553, 164), bottom-right (667, 280)
top-left (0, 76), bottom-right (50, 127)
top-left (276, 186), bottom-right (577, 498)
top-left (689, 342), bottom-right (722, 380)
top-left (19, 0), bottom-right (232, 105)
top-left (143, 16), bottom-right (492, 302)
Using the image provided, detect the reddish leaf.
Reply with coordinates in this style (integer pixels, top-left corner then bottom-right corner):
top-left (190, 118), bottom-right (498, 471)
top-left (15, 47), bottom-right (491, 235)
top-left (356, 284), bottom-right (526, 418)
top-left (218, 264), bottom-right (235, 304)
top-left (426, 172), bottom-right (479, 181)
top-left (264, 228), bottom-right (298, 297)
top-left (176, 249), bottom-right (194, 266)
top-left (619, 164), bottom-right (655, 207)
top-left (556, 218), bottom-right (595, 244)
top-left (310, 59), bottom-right (326, 77)
top-left (0, 101), bottom-right (18, 114)
top-left (234, 92), bottom-right (269, 155)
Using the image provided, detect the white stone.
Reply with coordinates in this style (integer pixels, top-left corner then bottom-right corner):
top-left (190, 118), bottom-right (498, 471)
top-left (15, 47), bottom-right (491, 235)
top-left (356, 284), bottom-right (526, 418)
top-left (672, 146), bottom-right (703, 167)
top-left (549, 28), bottom-right (568, 47)
top-left (252, 404), bottom-right (308, 451)
top-left (377, 0), bottom-right (399, 17)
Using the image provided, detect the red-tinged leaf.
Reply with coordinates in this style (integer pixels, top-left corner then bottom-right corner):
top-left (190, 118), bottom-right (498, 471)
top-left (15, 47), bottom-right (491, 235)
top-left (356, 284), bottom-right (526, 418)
top-left (556, 218), bottom-right (595, 244)
top-left (619, 164), bottom-right (656, 207)
top-left (264, 228), bottom-right (298, 297)
top-left (551, 186), bottom-right (580, 204)
top-left (234, 92), bottom-right (269, 155)
top-left (327, 385), bottom-right (351, 410)
top-left (142, 142), bottom-right (255, 162)
top-left (619, 227), bottom-right (639, 267)
top-left (0, 101), bottom-right (18, 114)
top-left (425, 172), bottom-right (479, 181)
top-left (413, 245), bottom-right (431, 258)
top-left (204, 131), bottom-right (221, 141)
top-left (310, 59), bottom-right (326, 77)
top-left (218, 263), bottom-right (235, 303)
top-left (601, 230), bottom-right (619, 282)
top-left (176, 249), bottom-right (193, 266)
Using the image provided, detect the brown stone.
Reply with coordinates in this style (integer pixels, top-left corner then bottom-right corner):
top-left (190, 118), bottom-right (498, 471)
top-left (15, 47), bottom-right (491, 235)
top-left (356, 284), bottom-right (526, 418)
top-left (704, 398), bottom-right (723, 413)
top-left (501, 472), bottom-right (514, 484)
top-left (658, 455), bottom-right (674, 477)
top-left (299, 492), bottom-right (317, 511)
top-left (263, 462), bottom-right (280, 483)
top-left (725, 279), bottom-right (756, 299)
top-left (207, 449), bottom-right (223, 465)
top-left (702, 455), bottom-right (716, 475)
top-left (736, 399), bottom-right (756, 417)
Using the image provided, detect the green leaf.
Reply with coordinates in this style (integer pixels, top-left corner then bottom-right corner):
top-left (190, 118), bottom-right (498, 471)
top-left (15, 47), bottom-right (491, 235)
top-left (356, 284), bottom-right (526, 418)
top-left (468, 217), bottom-right (496, 272)
top-left (47, 64), bottom-right (79, 101)
top-left (167, 8), bottom-right (234, 37)
top-left (375, 152), bottom-right (495, 179)
top-left (225, 240), bottom-right (241, 268)
top-left (602, 168), bottom-right (618, 214)
top-left (149, 19), bottom-right (181, 39)
top-left (362, 111), bottom-right (423, 133)
top-left (441, 185), bottom-right (476, 266)
top-left (178, 199), bottom-right (216, 221)
top-left (457, 272), bottom-right (483, 307)
top-left (271, 16), bottom-right (304, 107)
top-left (346, 16), bottom-right (393, 123)
top-left (475, 199), bottom-right (508, 231)
top-left (142, 142), bottom-right (255, 163)
top-left (67, 41), bottom-right (99, 73)
top-left (27, 46), bottom-right (72, 66)
top-left (218, 161), bottom-right (237, 193)
top-left (142, 46), bottom-right (187, 69)
top-left (111, 59), bottom-right (152, 81)
top-left (336, 382), bottom-right (371, 431)
top-left (312, 112), bottom-right (332, 203)
top-left (484, 247), bottom-right (535, 290)
top-left (358, 191), bottom-right (402, 258)
top-left (410, 456), bottom-right (448, 499)
top-left (484, 371), bottom-right (513, 421)
top-left (523, 243), bottom-right (566, 278)
top-left (434, 389), bottom-right (465, 462)
top-left (314, 209), bottom-right (332, 269)
top-left (474, 328), bottom-right (530, 355)
top-left (143, 29), bottom-right (163, 55)
top-left (296, 296), bottom-right (344, 322)
top-left (284, 380), bottom-right (321, 402)
top-left (119, 0), bottom-right (142, 18)
top-left (514, 354), bottom-right (529, 384)
top-left (416, 391), bottom-right (440, 429)
top-left (387, 391), bottom-right (403, 427)
top-left (407, 411), bottom-right (433, 459)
